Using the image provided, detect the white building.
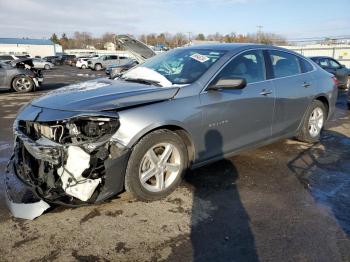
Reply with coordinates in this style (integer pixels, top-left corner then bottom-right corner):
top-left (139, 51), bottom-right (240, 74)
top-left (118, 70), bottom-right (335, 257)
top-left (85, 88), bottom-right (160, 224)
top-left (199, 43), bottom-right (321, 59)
top-left (281, 43), bottom-right (350, 67)
top-left (104, 42), bottom-right (116, 51)
top-left (0, 38), bottom-right (60, 57)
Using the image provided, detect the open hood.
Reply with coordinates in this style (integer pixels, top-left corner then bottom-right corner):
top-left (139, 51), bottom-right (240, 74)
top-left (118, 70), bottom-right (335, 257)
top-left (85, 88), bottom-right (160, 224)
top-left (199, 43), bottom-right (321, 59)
top-left (31, 78), bottom-right (179, 112)
top-left (116, 35), bottom-right (156, 63)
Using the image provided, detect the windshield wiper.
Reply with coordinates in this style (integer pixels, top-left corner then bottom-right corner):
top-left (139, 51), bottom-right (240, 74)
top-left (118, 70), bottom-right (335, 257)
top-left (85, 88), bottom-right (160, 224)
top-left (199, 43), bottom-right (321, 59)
top-left (122, 77), bottom-right (162, 87)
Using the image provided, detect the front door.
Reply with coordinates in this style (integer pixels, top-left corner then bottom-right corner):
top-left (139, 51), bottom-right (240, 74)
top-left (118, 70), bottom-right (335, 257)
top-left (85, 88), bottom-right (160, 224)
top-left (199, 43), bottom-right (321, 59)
top-left (198, 49), bottom-right (275, 161)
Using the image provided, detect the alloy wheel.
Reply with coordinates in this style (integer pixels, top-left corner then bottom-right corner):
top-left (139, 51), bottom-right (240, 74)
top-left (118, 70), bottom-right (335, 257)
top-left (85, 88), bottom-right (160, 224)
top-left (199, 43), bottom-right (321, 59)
top-left (14, 77), bottom-right (32, 91)
top-left (139, 143), bottom-right (181, 192)
top-left (308, 107), bottom-right (324, 137)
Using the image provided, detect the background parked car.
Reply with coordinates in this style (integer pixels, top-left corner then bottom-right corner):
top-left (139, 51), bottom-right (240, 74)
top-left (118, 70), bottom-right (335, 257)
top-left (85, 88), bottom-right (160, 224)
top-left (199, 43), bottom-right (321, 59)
top-left (310, 56), bottom-right (350, 89)
top-left (43, 56), bottom-right (60, 65)
top-left (32, 58), bottom-right (54, 70)
top-left (60, 54), bottom-right (76, 66)
top-left (0, 58), bottom-right (43, 92)
top-left (75, 57), bottom-right (90, 69)
top-left (0, 55), bottom-right (19, 63)
top-left (87, 55), bottom-right (122, 70)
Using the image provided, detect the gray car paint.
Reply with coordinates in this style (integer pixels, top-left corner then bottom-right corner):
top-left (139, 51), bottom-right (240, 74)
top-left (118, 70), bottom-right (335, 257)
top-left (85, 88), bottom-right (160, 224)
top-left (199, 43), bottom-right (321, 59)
top-left (9, 44), bottom-right (337, 209)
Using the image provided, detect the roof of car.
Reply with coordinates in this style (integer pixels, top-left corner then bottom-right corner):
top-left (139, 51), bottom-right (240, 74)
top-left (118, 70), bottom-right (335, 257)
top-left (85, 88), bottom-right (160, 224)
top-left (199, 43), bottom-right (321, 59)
top-left (181, 43), bottom-right (287, 51)
top-left (309, 56), bottom-right (332, 59)
top-left (0, 38), bottom-right (54, 45)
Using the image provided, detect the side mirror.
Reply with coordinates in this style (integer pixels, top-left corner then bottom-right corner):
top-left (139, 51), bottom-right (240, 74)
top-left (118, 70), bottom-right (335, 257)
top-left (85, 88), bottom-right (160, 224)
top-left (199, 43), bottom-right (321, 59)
top-left (208, 77), bottom-right (247, 91)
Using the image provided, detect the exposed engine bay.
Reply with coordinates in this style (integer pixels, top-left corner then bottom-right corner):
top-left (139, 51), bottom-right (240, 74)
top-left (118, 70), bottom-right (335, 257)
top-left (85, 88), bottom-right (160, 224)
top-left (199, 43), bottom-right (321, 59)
top-left (10, 115), bottom-right (124, 207)
top-left (10, 58), bottom-right (43, 78)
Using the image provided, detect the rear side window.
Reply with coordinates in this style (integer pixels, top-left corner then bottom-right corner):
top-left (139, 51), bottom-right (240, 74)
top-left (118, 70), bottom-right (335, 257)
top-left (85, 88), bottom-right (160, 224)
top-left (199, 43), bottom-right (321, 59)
top-left (318, 58), bottom-right (329, 67)
top-left (269, 50), bottom-right (301, 78)
top-left (299, 58), bottom-right (314, 73)
top-left (110, 55), bottom-right (119, 60)
top-left (216, 50), bottom-right (266, 84)
top-left (328, 59), bottom-right (341, 69)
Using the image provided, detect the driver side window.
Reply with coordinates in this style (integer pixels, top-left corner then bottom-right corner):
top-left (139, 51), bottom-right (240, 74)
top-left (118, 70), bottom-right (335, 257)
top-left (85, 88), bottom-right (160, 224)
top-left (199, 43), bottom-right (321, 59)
top-left (216, 50), bottom-right (266, 84)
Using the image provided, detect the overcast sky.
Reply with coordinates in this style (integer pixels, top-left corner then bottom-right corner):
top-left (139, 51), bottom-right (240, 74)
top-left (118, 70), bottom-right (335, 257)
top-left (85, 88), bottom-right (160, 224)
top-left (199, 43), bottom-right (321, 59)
top-left (0, 0), bottom-right (349, 40)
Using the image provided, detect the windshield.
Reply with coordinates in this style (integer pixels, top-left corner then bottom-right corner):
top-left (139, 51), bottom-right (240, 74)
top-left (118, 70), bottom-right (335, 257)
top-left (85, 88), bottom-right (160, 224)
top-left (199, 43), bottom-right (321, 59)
top-left (131, 48), bottom-right (226, 85)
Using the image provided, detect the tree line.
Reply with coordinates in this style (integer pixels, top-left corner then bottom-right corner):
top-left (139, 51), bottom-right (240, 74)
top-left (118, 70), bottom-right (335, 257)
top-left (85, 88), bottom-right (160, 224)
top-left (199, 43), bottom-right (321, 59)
top-left (50, 31), bottom-right (288, 50)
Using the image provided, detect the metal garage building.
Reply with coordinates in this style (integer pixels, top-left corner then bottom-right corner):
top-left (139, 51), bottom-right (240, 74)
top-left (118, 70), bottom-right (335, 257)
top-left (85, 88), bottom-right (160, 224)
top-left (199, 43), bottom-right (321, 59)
top-left (281, 44), bottom-right (350, 67)
top-left (0, 38), bottom-right (61, 57)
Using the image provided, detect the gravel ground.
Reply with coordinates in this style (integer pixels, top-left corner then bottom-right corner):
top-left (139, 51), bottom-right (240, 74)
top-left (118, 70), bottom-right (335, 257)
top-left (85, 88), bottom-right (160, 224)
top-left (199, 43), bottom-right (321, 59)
top-left (0, 66), bottom-right (350, 261)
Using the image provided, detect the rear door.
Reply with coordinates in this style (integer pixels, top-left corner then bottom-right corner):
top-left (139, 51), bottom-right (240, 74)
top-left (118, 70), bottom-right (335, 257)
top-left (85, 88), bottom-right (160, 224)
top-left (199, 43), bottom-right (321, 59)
top-left (199, 49), bottom-right (275, 161)
top-left (268, 50), bottom-right (315, 137)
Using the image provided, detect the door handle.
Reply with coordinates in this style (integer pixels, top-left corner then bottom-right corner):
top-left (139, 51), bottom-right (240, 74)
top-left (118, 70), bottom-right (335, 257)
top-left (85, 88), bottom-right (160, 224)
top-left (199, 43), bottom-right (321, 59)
top-left (260, 89), bottom-right (272, 96)
top-left (303, 82), bottom-right (311, 88)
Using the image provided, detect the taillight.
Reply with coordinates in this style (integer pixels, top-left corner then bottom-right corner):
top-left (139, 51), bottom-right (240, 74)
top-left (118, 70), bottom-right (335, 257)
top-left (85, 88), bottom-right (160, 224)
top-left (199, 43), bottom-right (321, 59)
top-left (332, 76), bottom-right (339, 86)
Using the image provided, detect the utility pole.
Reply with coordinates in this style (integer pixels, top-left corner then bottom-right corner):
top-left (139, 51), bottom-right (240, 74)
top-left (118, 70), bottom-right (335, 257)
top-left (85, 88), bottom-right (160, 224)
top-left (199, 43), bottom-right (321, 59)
top-left (187, 32), bottom-right (192, 45)
top-left (257, 25), bottom-right (263, 43)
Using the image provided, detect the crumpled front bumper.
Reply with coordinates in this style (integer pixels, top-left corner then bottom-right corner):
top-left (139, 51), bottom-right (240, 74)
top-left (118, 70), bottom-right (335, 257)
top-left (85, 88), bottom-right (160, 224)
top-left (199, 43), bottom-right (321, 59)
top-left (5, 161), bottom-right (50, 220)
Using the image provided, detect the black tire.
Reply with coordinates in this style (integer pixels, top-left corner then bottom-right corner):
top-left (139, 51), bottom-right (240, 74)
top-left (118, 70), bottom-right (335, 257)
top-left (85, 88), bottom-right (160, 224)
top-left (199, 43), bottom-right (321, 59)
top-left (94, 64), bottom-right (102, 71)
top-left (81, 64), bottom-right (87, 69)
top-left (44, 64), bottom-right (50, 70)
top-left (12, 76), bottom-right (34, 92)
top-left (297, 100), bottom-right (326, 143)
top-left (125, 129), bottom-right (188, 201)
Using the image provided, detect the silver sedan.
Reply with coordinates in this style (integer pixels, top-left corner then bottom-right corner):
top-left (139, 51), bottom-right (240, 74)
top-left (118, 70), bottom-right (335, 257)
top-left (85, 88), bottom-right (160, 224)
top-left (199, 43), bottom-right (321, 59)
top-left (32, 58), bottom-right (54, 70)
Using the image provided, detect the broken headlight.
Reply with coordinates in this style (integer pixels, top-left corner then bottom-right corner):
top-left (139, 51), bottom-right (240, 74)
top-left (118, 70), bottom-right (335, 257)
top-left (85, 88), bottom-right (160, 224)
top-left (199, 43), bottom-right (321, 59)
top-left (18, 116), bottom-right (120, 145)
top-left (80, 118), bottom-right (119, 138)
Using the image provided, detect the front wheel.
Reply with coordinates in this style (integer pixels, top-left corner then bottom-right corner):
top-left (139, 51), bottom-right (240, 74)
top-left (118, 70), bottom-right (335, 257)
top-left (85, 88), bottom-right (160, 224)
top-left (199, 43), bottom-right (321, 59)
top-left (12, 76), bottom-right (34, 92)
top-left (44, 64), bottom-right (50, 70)
top-left (125, 130), bottom-right (188, 201)
top-left (297, 100), bottom-right (326, 143)
top-left (81, 64), bottom-right (87, 69)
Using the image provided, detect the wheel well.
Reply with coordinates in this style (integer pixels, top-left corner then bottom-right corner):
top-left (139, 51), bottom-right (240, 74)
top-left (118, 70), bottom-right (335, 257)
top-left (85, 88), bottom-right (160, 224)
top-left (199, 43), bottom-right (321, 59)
top-left (137, 125), bottom-right (195, 164)
top-left (315, 96), bottom-right (329, 117)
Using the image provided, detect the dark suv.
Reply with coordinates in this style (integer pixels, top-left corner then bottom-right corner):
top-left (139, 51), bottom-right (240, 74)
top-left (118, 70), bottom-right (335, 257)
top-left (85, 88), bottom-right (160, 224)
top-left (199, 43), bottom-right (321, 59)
top-left (310, 56), bottom-right (350, 89)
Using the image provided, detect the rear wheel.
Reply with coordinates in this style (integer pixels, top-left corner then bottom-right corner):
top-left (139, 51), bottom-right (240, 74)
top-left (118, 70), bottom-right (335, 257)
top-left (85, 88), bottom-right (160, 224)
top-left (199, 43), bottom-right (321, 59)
top-left (94, 64), bottom-right (102, 71)
top-left (44, 64), bottom-right (50, 70)
top-left (81, 64), bottom-right (87, 69)
top-left (125, 130), bottom-right (188, 201)
top-left (12, 76), bottom-right (34, 92)
top-left (297, 100), bottom-right (326, 143)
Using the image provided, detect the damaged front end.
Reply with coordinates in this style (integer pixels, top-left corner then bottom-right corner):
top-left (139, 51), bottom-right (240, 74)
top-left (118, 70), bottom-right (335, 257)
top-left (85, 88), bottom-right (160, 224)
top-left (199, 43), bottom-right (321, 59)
top-left (7, 105), bottom-right (130, 215)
